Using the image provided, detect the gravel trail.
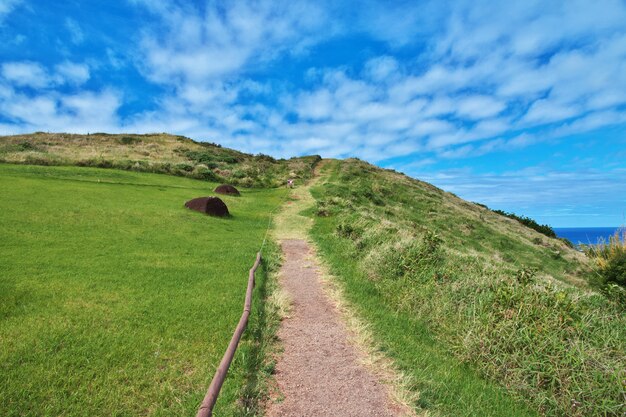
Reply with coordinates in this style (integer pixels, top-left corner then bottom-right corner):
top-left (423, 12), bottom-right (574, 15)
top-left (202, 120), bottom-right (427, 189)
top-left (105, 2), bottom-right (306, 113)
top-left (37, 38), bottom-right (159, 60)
top-left (266, 238), bottom-right (404, 417)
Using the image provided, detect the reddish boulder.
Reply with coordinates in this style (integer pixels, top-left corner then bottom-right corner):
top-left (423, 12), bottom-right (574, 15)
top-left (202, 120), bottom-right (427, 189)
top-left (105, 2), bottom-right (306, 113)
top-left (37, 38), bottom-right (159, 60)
top-left (184, 196), bottom-right (229, 217)
top-left (214, 184), bottom-right (241, 196)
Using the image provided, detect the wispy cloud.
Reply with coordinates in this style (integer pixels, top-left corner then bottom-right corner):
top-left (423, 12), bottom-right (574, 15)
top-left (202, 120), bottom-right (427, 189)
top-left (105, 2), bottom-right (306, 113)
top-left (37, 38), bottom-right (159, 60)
top-left (65, 18), bottom-right (84, 45)
top-left (135, 0), bottom-right (331, 85)
top-left (1, 61), bottom-right (90, 88)
top-left (0, 0), bottom-right (22, 23)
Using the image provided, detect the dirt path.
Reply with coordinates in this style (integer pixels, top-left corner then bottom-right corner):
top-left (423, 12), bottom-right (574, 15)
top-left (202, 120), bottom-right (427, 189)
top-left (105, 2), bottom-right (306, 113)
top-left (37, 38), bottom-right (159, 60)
top-left (267, 168), bottom-right (407, 416)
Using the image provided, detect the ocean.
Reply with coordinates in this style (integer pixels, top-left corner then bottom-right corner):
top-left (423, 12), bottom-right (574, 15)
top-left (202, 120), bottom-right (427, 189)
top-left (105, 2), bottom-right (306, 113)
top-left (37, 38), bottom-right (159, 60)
top-left (554, 227), bottom-right (624, 246)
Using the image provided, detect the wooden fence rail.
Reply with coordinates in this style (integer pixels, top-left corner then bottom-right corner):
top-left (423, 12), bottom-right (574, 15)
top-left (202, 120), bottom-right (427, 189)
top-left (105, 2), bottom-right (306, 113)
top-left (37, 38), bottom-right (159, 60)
top-left (195, 252), bottom-right (262, 417)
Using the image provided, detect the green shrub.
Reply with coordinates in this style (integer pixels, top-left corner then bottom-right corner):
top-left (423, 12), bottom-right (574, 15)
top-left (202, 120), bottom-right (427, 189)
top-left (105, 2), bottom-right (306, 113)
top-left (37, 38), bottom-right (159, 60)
top-left (77, 158), bottom-right (114, 169)
top-left (515, 266), bottom-right (537, 285)
top-left (492, 209), bottom-right (557, 238)
top-left (603, 250), bottom-right (626, 286)
top-left (336, 222), bottom-right (361, 240)
top-left (192, 165), bottom-right (219, 182)
top-left (16, 141), bottom-right (38, 151)
top-left (119, 136), bottom-right (142, 145)
top-left (184, 150), bottom-right (215, 165)
top-left (175, 163), bottom-right (194, 172)
top-left (255, 153), bottom-right (276, 163)
top-left (231, 170), bottom-right (246, 179)
top-left (583, 229), bottom-right (626, 290)
top-left (23, 154), bottom-right (54, 165)
top-left (220, 155), bottom-right (240, 164)
top-left (558, 237), bottom-right (574, 248)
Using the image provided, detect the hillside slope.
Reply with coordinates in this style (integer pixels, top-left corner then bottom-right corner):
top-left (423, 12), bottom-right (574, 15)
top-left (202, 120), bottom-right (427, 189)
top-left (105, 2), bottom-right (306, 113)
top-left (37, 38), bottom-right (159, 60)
top-left (310, 159), bottom-right (625, 416)
top-left (0, 132), bottom-right (320, 187)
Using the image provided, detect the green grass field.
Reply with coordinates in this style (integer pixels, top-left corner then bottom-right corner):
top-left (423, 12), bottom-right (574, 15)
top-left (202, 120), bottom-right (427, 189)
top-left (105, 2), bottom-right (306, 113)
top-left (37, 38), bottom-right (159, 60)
top-left (0, 163), bottom-right (285, 416)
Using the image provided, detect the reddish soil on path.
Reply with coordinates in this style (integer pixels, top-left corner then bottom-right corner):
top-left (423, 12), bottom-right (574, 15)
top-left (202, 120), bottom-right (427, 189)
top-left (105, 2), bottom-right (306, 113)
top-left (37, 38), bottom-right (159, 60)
top-left (266, 239), bottom-right (405, 417)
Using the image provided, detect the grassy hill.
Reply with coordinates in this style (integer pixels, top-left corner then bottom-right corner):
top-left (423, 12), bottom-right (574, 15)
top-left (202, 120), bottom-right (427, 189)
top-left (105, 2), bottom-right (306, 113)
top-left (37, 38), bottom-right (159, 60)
top-left (310, 159), bottom-right (625, 417)
top-left (0, 132), bottom-right (320, 187)
top-left (0, 134), bottom-right (624, 417)
top-left (0, 163), bottom-right (284, 416)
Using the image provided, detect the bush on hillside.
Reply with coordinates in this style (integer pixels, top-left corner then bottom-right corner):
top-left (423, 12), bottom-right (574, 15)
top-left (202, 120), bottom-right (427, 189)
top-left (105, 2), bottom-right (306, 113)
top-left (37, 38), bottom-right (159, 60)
top-left (255, 153), bottom-right (276, 163)
top-left (119, 136), bottom-right (142, 145)
top-left (583, 229), bottom-right (626, 303)
top-left (603, 251), bottom-right (626, 286)
top-left (491, 209), bottom-right (557, 238)
top-left (16, 141), bottom-right (39, 151)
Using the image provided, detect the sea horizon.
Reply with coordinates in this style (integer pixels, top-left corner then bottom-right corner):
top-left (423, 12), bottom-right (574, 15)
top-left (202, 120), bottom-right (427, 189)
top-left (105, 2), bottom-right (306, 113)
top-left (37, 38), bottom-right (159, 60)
top-left (554, 226), bottom-right (624, 246)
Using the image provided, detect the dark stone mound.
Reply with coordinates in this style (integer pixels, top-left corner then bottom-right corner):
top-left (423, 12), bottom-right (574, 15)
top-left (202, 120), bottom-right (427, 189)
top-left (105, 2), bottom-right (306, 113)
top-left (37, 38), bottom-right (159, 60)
top-left (214, 184), bottom-right (241, 196)
top-left (184, 197), bottom-right (229, 217)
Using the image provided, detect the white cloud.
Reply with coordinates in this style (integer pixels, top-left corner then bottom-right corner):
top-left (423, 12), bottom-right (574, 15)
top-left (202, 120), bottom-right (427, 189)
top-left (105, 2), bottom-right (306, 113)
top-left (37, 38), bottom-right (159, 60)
top-left (456, 96), bottom-right (506, 120)
top-left (2, 62), bottom-right (50, 88)
top-left (296, 89), bottom-right (335, 120)
top-left (106, 0), bottom-right (625, 162)
top-left (0, 86), bottom-right (121, 133)
top-left (363, 56), bottom-right (400, 81)
top-left (1, 61), bottom-right (91, 89)
top-left (522, 99), bottom-right (581, 125)
top-left (553, 110), bottom-right (626, 137)
top-left (135, 0), bottom-right (331, 85)
top-left (55, 62), bottom-right (90, 85)
top-left (0, 0), bottom-right (22, 23)
top-left (65, 18), bottom-right (84, 44)
top-left (352, 0), bottom-right (447, 46)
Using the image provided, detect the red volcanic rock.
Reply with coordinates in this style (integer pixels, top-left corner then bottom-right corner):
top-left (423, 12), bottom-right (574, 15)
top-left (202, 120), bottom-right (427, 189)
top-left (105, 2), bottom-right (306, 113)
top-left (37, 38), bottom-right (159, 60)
top-left (184, 196), bottom-right (229, 217)
top-left (214, 184), bottom-right (241, 196)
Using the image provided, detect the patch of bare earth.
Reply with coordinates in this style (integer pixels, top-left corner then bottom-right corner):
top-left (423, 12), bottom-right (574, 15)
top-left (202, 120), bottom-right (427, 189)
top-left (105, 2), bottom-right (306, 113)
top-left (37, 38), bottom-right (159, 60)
top-left (266, 239), bottom-right (407, 417)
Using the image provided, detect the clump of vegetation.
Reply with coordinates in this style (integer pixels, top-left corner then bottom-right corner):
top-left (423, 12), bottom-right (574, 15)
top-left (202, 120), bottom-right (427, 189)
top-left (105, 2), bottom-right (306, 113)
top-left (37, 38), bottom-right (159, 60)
top-left (582, 229), bottom-right (626, 303)
top-left (119, 136), bottom-right (142, 145)
top-left (16, 141), bottom-right (39, 151)
top-left (491, 209), bottom-right (557, 238)
top-left (310, 159), bottom-right (624, 417)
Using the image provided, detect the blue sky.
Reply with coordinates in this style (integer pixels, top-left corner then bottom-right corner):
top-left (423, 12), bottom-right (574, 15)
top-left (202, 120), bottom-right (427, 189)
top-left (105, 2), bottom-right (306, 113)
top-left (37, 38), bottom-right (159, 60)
top-left (1, 0), bottom-right (625, 227)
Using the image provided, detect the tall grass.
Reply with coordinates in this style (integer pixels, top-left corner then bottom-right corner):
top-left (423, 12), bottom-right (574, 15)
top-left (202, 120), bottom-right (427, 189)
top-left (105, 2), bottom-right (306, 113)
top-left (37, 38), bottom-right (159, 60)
top-left (310, 160), bottom-right (626, 416)
top-left (582, 228), bottom-right (626, 303)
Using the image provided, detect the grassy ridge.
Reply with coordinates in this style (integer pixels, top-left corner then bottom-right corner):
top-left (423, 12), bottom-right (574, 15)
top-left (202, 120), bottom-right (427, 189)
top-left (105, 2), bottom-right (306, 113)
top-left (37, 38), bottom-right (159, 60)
top-left (311, 217), bottom-right (538, 417)
top-left (310, 160), bottom-right (625, 416)
top-left (0, 164), bottom-right (285, 416)
top-left (0, 132), bottom-right (320, 188)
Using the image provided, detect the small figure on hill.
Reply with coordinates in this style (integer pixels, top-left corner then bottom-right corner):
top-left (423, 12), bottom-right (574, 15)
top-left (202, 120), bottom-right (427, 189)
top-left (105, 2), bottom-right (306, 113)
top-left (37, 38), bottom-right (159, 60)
top-left (287, 179), bottom-right (294, 188)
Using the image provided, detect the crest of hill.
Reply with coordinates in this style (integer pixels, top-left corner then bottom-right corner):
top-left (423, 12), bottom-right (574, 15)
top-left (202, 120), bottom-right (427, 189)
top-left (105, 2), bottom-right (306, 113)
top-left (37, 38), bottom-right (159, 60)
top-left (317, 158), bottom-right (590, 288)
top-left (0, 132), bottom-right (320, 188)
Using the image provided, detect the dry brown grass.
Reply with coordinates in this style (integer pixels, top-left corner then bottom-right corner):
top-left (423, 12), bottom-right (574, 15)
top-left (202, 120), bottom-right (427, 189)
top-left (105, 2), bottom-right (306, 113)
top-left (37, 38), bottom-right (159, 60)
top-left (0, 132), bottom-right (320, 188)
